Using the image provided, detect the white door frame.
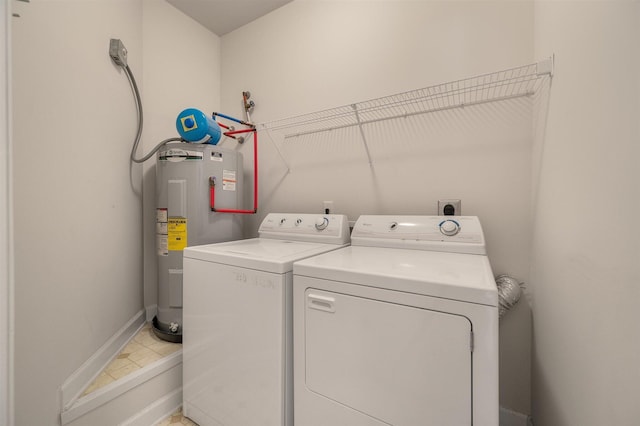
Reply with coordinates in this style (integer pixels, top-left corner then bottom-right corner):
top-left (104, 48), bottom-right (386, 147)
top-left (1, 0), bottom-right (13, 425)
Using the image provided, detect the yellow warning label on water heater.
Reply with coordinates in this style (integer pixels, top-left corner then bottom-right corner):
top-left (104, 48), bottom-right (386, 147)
top-left (168, 217), bottom-right (187, 251)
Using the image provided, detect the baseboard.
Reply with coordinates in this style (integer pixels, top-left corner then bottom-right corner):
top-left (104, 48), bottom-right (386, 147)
top-left (61, 350), bottom-right (182, 425)
top-left (60, 309), bottom-right (146, 410)
top-left (500, 406), bottom-right (532, 426)
top-left (120, 386), bottom-right (182, 426)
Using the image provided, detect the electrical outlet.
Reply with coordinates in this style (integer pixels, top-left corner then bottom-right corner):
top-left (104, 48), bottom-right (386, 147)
top-left (109, 39), bottom-right (128, 67)
top-left (323, 201), bottom-right (334, 214)
top-left (438, 199), bottom-right (461, 216)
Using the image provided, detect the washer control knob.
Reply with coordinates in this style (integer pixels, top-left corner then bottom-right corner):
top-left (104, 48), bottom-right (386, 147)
top-left (279, 218), bottom-right (286, 225)
top-left (389, 222), bottom-right (398, 230)
top-left (315, 216), bottom-right (329, 231)
top-left (295, 218), bottom-right (303, 226)
top-left (440, 220), bottom-right (460, 236)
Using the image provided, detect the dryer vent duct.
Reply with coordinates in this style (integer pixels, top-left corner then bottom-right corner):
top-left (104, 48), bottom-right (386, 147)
top-left (496, 274), bottom-right (523, 319)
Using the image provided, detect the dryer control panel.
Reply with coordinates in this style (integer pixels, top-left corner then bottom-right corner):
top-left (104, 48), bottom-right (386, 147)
top-left (351, 215), bottom-right (486, 255)
top-left (258, 213), bottom-right (351, 245)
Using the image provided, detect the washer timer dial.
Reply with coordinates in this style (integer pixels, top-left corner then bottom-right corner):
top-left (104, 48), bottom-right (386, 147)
top-left (439, 219), bottom-right (460, 236)
top-left (315, 216), bottom-right (329, 231)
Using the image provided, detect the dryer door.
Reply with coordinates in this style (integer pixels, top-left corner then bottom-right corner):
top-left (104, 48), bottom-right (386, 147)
top-left (304, 289), bottom-right (472, 426)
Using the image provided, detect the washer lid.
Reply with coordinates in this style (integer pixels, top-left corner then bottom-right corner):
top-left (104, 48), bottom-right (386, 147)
top-left (184, 238), bottom-right (349, 274)
top-left (293, 246), bottom-right (497, 306)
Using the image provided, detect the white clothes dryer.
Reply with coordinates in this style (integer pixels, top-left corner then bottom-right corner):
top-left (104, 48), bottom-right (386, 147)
top-left (293, 215), bottom-right (498, 426)
top-left (182, 213), bottom-right (350, 426)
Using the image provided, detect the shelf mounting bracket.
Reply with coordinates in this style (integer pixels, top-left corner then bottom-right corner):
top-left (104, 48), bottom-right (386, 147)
top-left (537, 55), bottom-right (554, 78)
top-left (352, 104), bottom-right (373, 166)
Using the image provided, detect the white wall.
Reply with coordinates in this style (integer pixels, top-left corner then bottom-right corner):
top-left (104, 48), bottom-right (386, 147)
top-left (141, 0), bottom-right (222, 321)
top-left (1, 1), bottom-right (13, 424)
top-left (221, 0), bottom-right (535, 414)
top-left (531, 2), bottom-right (640, 425)
top-left (10, 1), bottom-right (222, 423)
top-left (11, 1), bottom-right (144, 424)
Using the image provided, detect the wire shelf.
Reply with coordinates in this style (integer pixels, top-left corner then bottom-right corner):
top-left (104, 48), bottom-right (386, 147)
top-left (260, 58), bottom-right (553, 140)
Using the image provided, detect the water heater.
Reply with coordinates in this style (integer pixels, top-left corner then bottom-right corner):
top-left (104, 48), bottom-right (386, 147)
top-left (154, 143), bottom-right (244, 342)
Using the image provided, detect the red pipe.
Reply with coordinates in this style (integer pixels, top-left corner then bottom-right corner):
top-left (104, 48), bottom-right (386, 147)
top-left (224, 128), bottom-right (255, 136)
top-left (210, 129), bottom-right (258, 214)
top-left (217, 122), bottom-right (250, 141)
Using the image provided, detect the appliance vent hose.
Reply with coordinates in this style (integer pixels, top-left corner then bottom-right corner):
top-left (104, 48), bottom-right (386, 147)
top-left (496, 274), bottom-right (523, 319)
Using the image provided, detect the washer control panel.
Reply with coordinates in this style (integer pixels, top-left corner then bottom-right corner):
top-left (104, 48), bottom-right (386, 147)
top-left (352, 215), bottom-right (486, 255)
top-left (259, 213), bottom-right (350, 244)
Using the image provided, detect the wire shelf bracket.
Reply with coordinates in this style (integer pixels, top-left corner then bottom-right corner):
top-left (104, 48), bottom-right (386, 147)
top-left (260, 56), bottom-right (554, 167)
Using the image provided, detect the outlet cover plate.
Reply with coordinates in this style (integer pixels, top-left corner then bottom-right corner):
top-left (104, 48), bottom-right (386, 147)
top-left (438, 199), bottom-right (461, 216)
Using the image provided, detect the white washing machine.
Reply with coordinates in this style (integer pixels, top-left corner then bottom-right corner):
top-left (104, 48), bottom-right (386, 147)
top-left (182, 213), bottom-right (351, 426)
top-left (293, 215), bottom-right (499, 426)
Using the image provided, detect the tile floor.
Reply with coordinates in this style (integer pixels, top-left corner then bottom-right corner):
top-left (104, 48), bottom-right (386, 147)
top-left (82, 323), bottom-right (182, 396)
top-left (80, 322), bottom-right (196, 424)
top-left (156, 406), bottom-right (198, 426)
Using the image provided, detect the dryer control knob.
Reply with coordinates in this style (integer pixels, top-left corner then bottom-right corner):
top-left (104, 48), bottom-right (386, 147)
top-left (279, 218), bottom-right (287, 225)
top-left (440, 220), bottom-right (460, 236)
top-left (315, 216), bottom-right (329, 231)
